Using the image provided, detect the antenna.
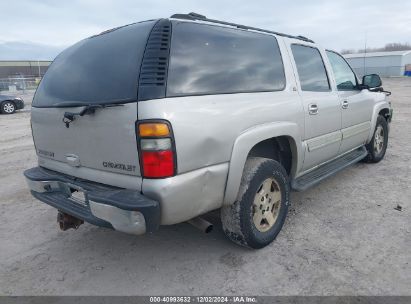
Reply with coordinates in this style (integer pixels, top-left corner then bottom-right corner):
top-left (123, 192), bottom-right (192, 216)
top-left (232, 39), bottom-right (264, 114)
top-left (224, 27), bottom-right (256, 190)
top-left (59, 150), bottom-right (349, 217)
top-left (363, 32), bottom-right (367, 76)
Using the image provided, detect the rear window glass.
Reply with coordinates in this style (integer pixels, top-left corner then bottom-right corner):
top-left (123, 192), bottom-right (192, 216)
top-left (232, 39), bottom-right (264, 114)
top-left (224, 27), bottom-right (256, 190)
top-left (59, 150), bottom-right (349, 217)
top-left (33, 20), bottom-right (156, 107)
top-left (167, 22), bottom-right (286, 97)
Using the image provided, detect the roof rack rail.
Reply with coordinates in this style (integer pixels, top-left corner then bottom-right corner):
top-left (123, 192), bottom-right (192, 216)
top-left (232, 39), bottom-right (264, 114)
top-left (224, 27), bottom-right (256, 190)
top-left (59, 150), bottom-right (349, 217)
top-left (170, 12), bottom-right (314, 43)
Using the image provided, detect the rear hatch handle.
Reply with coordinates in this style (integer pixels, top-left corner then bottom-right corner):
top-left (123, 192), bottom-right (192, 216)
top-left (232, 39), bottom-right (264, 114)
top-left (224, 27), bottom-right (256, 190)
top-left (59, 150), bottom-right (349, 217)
top-left (63, 103), bottom-right (124, 128)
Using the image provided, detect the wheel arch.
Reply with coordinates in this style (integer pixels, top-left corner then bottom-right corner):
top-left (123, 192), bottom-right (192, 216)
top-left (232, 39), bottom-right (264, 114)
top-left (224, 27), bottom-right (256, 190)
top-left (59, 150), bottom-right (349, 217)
top-left (367, 101), bottom-right (391, 143)
top-left (379, 108), bottom-right (390, 121)
top-left (247, 136), bottom-right (295, 176)
top-left (1, 99), bottom-right (16, 105)
top-left (223, 122), bottom-right (302, 206)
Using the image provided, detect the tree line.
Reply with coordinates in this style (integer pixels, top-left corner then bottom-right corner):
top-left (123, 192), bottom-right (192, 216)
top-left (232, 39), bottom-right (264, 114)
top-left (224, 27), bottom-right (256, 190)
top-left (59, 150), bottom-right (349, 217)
top-left (341, 43), bottom-right (411, 54)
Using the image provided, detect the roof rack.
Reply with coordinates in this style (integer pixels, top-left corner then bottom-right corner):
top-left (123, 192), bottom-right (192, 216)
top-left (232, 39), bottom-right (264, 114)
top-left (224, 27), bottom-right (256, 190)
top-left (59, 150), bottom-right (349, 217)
top-left (170, 12), bottom-right (314, 43)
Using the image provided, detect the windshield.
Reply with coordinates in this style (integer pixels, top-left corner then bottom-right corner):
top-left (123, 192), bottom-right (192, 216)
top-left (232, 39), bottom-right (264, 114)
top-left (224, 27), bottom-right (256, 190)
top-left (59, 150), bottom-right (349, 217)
top-left (33, 20), bottom-right (156, 108)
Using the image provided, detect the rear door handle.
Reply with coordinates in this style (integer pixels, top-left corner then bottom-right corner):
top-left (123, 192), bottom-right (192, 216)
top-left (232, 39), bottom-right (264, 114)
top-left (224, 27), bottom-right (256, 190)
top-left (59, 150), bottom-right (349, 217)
top-left (308, 103), bottom-right (318, 115)
top-left (342, 100), bottom-right (349, 109)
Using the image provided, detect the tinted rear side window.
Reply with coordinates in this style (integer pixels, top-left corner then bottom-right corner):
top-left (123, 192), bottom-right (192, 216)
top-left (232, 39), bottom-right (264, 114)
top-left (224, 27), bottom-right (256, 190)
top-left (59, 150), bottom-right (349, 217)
top-left (291, 44), bottom-right (330, 92)
top-left (33, 20), bottom-right (156, 107)
top-left (167, 22), bottom-right (285, 96)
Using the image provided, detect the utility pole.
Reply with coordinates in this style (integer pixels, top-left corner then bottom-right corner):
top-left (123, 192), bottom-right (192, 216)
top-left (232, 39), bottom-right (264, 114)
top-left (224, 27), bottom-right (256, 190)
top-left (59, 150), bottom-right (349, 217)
top-left (363, 32), bottom-right (367, 76)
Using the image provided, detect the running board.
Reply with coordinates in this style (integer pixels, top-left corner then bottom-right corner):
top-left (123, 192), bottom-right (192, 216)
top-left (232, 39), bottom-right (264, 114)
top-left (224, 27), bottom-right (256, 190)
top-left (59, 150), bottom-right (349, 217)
top-left (291, 147), bottom-right (367, 192)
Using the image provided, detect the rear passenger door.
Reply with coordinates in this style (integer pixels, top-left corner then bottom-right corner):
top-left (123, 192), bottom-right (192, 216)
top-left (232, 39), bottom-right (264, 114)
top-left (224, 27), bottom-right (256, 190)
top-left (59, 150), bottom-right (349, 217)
top-left (288, 43), bottom-right (342, 171)
top-left (326, 51), bottom-right (373, 154)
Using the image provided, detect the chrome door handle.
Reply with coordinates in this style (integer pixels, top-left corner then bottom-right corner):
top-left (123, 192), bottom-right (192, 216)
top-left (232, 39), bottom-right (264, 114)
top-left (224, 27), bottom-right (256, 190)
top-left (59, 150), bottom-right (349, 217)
top-left (308, 103), bottom-right (318, 115)
top-left (342, 100), bottom-right (349, 109)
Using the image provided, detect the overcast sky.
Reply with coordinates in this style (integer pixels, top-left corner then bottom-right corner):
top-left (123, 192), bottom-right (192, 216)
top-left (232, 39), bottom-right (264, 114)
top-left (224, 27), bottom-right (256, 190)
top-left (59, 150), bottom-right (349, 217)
top-left (0, 0), bottom-right (410, 60)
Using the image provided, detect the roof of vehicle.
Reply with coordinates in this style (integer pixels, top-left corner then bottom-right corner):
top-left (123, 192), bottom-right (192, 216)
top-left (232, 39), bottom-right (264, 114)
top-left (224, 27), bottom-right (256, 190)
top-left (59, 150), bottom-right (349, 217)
top-left (170, 12), bottom-right (314, 43)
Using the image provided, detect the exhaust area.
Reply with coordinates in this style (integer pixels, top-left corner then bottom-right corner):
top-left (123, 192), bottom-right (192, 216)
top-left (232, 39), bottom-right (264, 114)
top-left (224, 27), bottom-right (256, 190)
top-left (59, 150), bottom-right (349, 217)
top-left (57, 211), bottom-right (84, 231)
top-left (187, 217), bottom-right (213, 233)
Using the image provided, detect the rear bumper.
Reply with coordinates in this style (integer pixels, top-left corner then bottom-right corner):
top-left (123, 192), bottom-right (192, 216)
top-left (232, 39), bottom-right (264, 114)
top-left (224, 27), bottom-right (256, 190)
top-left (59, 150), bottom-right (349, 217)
top-left (14, 98), bottom-right (24, 109)
top-left (24, 167), bottom-right (160, 235)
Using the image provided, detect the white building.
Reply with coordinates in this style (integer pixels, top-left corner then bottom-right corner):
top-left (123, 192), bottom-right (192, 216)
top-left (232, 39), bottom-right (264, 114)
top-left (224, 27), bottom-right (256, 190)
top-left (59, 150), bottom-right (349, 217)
top-left (344, 50), bottom-right (411, 77)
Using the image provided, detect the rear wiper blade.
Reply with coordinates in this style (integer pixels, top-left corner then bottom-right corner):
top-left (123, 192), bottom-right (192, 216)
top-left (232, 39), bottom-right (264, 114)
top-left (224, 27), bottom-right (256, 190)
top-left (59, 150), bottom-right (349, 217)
top-left (62, 103), bottom-right (124, 128)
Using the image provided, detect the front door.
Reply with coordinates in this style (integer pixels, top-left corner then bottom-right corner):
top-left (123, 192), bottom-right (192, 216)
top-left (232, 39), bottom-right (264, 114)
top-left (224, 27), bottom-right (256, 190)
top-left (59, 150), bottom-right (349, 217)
top-left (326, 51), bottom-right (373, 153)
top-left (289, 43), bottom-right (342, 171)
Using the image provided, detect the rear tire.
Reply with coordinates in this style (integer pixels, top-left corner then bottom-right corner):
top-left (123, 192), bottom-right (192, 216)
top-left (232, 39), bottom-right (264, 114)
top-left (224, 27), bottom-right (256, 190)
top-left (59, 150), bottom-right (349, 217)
top-left (364, 115), bottom-right (388, 163)
top-left (221, 157), bottom-right (289, 249)
top-left (1, 101), bottom-right (16, 114)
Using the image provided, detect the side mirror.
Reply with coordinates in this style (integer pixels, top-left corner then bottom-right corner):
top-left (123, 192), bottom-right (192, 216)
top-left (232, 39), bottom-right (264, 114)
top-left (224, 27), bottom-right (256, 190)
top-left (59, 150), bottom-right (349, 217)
top-left (362, 74), bottom-right (382, 89)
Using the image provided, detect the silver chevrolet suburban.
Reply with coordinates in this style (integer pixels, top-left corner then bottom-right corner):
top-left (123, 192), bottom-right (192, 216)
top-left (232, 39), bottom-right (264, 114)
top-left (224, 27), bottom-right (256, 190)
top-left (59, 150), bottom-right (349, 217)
top-left (24, 13), bottom-right (393, 248)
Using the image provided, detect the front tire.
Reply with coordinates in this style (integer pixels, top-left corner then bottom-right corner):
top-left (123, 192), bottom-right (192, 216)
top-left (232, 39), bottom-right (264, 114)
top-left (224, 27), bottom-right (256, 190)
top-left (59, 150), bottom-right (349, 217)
top-left (1, 101), bottom-right (16, 114)
top-left (221, 157), bottom-right (289, 249)
top-left (364, 115), bottom-right (388, 163)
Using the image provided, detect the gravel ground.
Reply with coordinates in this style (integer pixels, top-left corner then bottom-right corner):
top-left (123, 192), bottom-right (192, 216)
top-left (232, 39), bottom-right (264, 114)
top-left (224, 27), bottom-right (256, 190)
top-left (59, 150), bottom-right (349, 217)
top-left (0, 78), bottom-right (410, 296)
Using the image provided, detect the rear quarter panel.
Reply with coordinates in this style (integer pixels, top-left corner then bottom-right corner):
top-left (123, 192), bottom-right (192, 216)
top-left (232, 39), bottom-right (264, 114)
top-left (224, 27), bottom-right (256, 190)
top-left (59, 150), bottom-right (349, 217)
top-left (138, 90), bottom-right (303, 174)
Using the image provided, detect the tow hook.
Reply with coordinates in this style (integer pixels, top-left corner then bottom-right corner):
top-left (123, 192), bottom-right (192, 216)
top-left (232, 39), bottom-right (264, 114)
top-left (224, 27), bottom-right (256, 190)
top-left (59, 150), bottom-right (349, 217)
top-left (57, 211), bottom-right (84, 231)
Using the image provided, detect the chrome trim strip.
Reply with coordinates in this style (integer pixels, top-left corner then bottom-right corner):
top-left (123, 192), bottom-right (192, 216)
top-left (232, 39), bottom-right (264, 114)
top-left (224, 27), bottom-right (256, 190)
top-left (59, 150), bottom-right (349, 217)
top-left (89, 201), bottom-right (146, 235)
top-left (25, 179), bottom-right (61, 193)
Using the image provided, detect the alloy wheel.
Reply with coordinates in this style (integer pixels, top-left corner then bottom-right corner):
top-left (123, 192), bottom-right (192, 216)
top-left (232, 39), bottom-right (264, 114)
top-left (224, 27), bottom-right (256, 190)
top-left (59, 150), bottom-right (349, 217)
top-left (374, 125), bottom-right (384, 155)
top-left (3, 102), bottom-right (15, 114)
top-left (252, 177), bottom-right (282, 232)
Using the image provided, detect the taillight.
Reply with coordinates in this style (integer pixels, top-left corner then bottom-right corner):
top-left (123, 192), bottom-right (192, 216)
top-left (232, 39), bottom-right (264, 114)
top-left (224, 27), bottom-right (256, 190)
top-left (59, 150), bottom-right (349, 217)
top-left (137, 121), bottom-right (176, 178)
